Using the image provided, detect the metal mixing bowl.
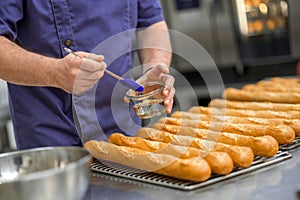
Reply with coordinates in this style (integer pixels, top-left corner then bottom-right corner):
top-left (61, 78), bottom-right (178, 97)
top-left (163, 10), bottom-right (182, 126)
top-left (0, 146), bottom-right (92, 200)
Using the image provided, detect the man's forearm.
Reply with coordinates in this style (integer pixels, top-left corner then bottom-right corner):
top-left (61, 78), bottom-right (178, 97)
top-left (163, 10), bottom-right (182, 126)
top-left (0, 36), bottom-right (58, 86)
top-left (137, 21), bottom-right (172, 73)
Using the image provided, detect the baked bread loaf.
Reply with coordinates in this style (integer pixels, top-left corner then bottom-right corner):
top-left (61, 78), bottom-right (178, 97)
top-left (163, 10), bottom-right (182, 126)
top-left (152, 123), bottom-right (278, 157)
top-left (85, 140), bottom-right (212, 182)
top-left (269, 77), bottom-right (300, 85)
top-left (189, 106), bottom-right (300, 120)
top-left (209, 99), bottom-right (300, 112)
top-left (158, 117), bottom-right (295, 144)
top-left (172, 111), bottom-right (300, 136)
top-left (222, 88), bottom-right (300, 104)
top-left (242, 82), bottom-right (300, 93)
top-left (109, 133), bottom-right (234, 175)
top-left (137, 128), bottom-right (254, 168)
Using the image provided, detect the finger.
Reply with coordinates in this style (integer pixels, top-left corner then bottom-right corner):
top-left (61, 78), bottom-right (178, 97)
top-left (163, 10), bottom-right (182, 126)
top-left (164, 86), bottom-right (175, 114)
top-left (80, 59), bottom-right (107, 72)
top-left (123, 96), bottom-right (130, 103)
top-left (147, 63), bottom-right (169, 79)
top-left (76, 52), bottom-right (104, 62)
top-left (72, 66), bottom-right (106, 94)
top-left (76, 70), bottom-right (105, 81)
top-left (87, 53), bottom-right (105, 62)
top-left (156, 63), bottom-right (169, 75)
top-left (161, 74), bottom-right (175, 96)
top-left (73, 80), bottom-right (98, 94)
top-left (74, 51), bottom-right (90, 58)
top-left (74, 79), bottom-right (97, 89)
top-left (165, 98), bottom-right (174, 114)
top-left (164, 87), bottom-right (175, 105)
top-left (65, 53), bottom-right (82, 62)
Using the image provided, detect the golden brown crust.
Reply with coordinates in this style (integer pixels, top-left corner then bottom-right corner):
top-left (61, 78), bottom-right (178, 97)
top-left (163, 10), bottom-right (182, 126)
top-left (209, 99), bottom-right (300, 112)
top-left (84, 140), bottom-right (211, 182)
top-left (204, 152), bottom-right (233, 175)
top-left (108, 133), bottom-right (233, 175)
top-left (242, 82), bottom-right (300, 93)
top-left (109, 133), bottom-right (196, 159)
top-left (85, 77), bottom-right (300, 182)
top-left (157, 117), bottom-right (295, 144)
top-left (171, 111), bottom-right (300, 136)
top-left (269, 77), bottom-right (300, 85)
top-left (152, 123), bottom-right (278, 157)
top-left (189, 106), bottom-right (300, 119)
top-left (222, 88), bottom-right (300, 104)
top-left (137, 128), bottom-right (254, 168)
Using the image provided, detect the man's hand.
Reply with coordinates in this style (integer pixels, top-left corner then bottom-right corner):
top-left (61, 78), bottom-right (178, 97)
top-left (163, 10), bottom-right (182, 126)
top-left (0, 36), bottom-right (106, 94)
top-left (136, 63), bottom-right (175, 114)
top-left (56, 52), bottom-right (107, 95)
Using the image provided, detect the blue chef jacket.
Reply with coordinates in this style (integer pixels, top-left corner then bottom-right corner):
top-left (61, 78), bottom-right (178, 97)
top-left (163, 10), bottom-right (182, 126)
top-left (0, 0), bottom-right (164, 149)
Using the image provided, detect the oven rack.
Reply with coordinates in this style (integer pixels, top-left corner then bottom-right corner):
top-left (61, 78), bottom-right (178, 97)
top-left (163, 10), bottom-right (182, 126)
top-left (90, 151), bottom-right (292, 191)
top-left (280, 137), bottom-right (300, 151)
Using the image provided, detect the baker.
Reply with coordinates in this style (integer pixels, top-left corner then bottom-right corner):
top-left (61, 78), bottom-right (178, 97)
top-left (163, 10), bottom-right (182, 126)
top-left (0, 1), bottom-right (175, 150)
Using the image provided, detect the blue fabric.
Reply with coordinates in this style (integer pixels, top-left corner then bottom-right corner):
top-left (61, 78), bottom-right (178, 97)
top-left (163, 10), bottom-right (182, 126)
top-left (0, 0), bottom-right (164, 149)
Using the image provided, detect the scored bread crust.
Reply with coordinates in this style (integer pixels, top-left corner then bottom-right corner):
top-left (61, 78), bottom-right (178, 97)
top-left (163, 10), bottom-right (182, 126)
top-left (209, 99), bottom-right (300, 112)
top-left (242, 83), bottom-right (300, 93)
top-left (84, 140), bottom-right (212, 182)
top-left (108, 133), bottom-right (234, 175)
top-left (188, 106), bottom-right (300, 119)
top-left (151, 123), bottom-right (278, 157)
top-left (137, 128), bottom-right (254, 168)
top-left (222, 88), bottom-right (300, 104)
top-left (158, 117), bottom-right (295, 145)
top-left (171, 111), bottom-right (300, 136)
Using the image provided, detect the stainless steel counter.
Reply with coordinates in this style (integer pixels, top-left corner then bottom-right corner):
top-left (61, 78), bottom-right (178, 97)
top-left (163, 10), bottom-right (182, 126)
top-left (83, 148), bottom-right (300, 200)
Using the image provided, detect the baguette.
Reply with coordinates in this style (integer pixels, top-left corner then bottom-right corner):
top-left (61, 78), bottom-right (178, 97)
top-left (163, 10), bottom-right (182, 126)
top-left (242, 84), bottom-right (300, 93)
top-left (222, 88), bottom-right (300, 104)
top-left (109, 133), bottom-right (233, 175)
top-left (269, 77), bottom-right (300, 85)
top-left (158, 117), bottom-right (295, 144)
top-left (189, 106), bottom-right (300, 119)
top-left (152, 123), bottom-right (278, 157)
top-left (209, 99), bottom-right (300, 112)
top-left (172, 111), bottom-right (300, 136)
top-left (243, 82), bottom-right (300, 93)
top-left (137, 128), bottom-right (254, 168)
top-left (84, 140), bottom-right (212, 182)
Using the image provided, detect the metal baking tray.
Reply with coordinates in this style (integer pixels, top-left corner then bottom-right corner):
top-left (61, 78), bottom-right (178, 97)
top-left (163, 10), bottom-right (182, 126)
top-left (90, 151), bottom-right (292, 191)
top-left (280, 137), bottom-right (300, 151)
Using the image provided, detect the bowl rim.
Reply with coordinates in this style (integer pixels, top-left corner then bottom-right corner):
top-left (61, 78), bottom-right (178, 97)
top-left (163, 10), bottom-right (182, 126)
top-left (0, 146), bottom-right (91, 184)
top-left (125, 81), bottom-right (165, 99)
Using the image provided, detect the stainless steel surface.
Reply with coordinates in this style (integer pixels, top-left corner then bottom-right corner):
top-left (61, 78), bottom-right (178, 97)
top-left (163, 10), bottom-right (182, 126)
top-left (233, 0), bottom-right (288, 36)
top-left (90, 151), bottom-right (291, 191)
top-left (161, 0), bottom-right (239, 72)
top-left (297, 184), bottom-right (300, 199)
top-left (213, 1), bottom-right (240, 68)
top-left (0, 105), bottom-right (11, 152)
top-left (161, 0), bottom-right (238, 72)
top-left (84, 147), bottom-right (300, 200)
top-left (0, 105), bottom-right (10, 123)
top-left (0, 146), bottom-right (92, 200)
top-left (161, 0), bottom-right (299, 74)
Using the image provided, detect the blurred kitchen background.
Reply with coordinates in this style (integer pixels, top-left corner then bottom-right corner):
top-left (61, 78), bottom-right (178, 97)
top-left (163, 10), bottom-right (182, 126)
top-left (161, 0), bottom-right (300, 107)
top-left (1, 0), bottom-right (300, 152)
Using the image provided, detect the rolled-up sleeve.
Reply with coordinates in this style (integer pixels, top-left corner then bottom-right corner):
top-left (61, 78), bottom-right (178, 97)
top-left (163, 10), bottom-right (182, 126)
top-left (0, 0), bottom-right (23, 41)
top-left (137, 0), bottom-right (164, 28)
